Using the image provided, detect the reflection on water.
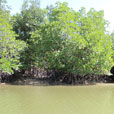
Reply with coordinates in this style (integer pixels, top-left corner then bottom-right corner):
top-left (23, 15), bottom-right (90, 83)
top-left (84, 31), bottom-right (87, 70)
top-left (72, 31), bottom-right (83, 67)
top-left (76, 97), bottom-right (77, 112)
top-left (0, 85), bottom-right (114, 114)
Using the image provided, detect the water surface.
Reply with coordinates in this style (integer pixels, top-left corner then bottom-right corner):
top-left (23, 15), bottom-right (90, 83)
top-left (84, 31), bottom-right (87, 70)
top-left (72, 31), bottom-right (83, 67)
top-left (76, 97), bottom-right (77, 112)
top-left (0, 84), bottom-right (114, 114)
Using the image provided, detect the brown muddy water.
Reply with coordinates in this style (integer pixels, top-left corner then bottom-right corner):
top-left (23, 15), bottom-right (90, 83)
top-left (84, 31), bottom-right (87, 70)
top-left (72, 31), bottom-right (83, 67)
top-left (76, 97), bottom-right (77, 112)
top-left (0, 84), bottom-right (114, 114)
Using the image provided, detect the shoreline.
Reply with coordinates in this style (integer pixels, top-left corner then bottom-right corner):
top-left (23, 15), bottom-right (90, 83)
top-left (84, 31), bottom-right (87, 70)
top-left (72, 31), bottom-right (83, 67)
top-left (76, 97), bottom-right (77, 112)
top-left (1, 82), bottom-right (114, 87)
top-left (1, 70), bottom-right (114, 86)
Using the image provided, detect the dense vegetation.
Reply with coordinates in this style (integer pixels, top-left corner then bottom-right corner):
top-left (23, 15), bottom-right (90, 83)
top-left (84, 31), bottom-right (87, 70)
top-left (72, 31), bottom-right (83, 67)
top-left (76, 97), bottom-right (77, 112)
top-left (0, 0), bottom-right (114, 77)
top-left (0, 0), bottom-right (26, 74)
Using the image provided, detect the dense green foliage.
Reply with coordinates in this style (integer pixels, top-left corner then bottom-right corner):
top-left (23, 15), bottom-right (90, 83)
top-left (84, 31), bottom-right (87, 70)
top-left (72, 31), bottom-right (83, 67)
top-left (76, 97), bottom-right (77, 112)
top-left (29, 2), bottom-right (114, 75)
top-left (1, 0), bottom-right (114, 75)
top-left (0, 0), bottom-right (26, 73)
top-left (12, 0), bottom-right (46, 41)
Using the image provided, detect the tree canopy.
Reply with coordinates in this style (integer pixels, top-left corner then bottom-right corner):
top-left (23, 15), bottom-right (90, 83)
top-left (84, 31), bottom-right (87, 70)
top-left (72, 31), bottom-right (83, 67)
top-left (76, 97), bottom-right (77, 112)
top-left (0, 1), bottom-right (26, 74)
top-left (12, 0), bottom-right (46, 41)
top-left (27, 2), bottom-right (114, 75)
top-left (1, 0), bottom-right (114, 75)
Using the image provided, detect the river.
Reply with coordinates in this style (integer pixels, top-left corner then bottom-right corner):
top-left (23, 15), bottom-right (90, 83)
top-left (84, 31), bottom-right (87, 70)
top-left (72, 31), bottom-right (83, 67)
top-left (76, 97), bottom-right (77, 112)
top-left (0, 84), bottom-right (114, 114)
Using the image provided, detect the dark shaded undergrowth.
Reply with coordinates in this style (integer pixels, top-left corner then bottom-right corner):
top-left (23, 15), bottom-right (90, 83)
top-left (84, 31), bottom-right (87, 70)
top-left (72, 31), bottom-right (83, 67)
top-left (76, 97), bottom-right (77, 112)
top-left (0, 69), bottom-right (114, 85)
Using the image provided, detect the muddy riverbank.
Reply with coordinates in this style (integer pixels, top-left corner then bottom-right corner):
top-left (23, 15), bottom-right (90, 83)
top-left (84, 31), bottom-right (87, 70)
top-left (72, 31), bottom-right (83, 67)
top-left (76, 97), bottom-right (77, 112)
top-left (0, 69), bottom-right (114, 85)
